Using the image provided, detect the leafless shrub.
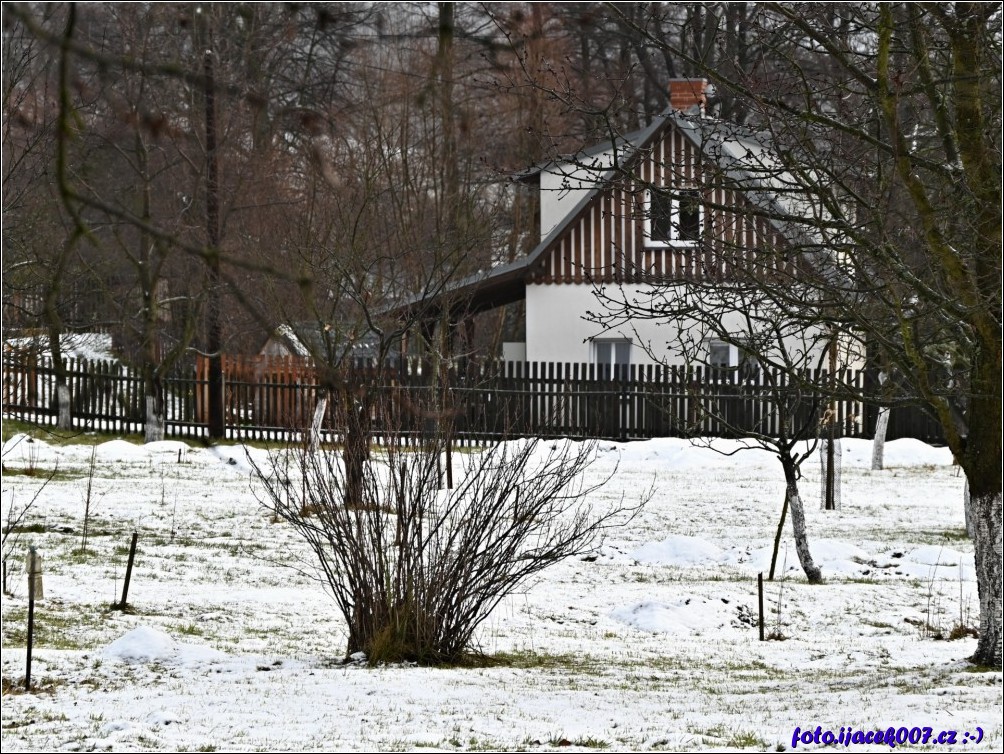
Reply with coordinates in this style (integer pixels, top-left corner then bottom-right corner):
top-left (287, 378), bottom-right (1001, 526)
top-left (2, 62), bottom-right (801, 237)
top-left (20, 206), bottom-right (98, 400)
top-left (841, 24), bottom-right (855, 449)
top-left (250, 429), bottom-right (642, 665)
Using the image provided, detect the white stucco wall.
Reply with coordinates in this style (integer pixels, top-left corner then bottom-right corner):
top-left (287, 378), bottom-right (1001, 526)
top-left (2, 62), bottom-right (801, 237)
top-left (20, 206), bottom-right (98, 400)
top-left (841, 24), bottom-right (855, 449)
top-left (524, 282), bottom-right (863, 371)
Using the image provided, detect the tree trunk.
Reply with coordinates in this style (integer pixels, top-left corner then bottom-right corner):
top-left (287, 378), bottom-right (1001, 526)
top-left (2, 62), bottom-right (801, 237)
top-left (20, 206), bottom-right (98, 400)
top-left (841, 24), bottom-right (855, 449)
top-left (144, 393), bottom-right (165, 443)
top-left (343, 389), bottom-right (370, 509)
top-left (203, 35), bottom-right (224, 441)
top-left (958, 332), bottom-right (1001, 667)
top-left (782, 457), bottom-right (822, 583)
top-left (871, 407), bottom-right (890, 470)
top-left (820, 438), bottom-right (841, 510)
top-left (768, 490), bottom-right (789, 580)
top-left (963, 479), bottom-right (974, 539)
top-left (309, 397), bottom-right (327, 454)
top-left (47, 324), bottom-right (71, 430)
top-left (969, 484), bottom-right (1002, 667)
top-left (56, 382), bottom-right (71, 430)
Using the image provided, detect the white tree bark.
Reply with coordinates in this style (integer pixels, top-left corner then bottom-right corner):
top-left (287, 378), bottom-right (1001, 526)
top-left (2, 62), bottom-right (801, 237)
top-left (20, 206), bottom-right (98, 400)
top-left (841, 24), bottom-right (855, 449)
top-left (144, 395), bottom-right (165, 443)
top-left (782, 460), bottom-right (822, 583)
top-left (963, 480), bottom-right (974, 539)
top-left (971, 490), bottom-right (1002, 667)
top-left (787, 483), bottom-right (822, 583)
top-left (56, 383), bottom-right (71, 430)
top-left (871, 407), bottom-right (890, 470)
top-left (309, 397), bottom-right (327, 454)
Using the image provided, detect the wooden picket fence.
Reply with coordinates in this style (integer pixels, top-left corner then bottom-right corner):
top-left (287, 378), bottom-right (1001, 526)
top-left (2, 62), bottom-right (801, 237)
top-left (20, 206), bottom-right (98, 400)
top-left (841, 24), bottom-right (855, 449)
top-left (1, 352), bottom-right (947, 444)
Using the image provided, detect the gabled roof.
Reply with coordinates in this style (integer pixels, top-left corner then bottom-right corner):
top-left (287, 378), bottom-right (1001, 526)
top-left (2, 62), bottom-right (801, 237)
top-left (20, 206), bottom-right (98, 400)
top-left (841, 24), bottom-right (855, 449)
top-left (387, 108), bottom-right (824, 322)
top-left (513, 127), bottom-right (650, 184)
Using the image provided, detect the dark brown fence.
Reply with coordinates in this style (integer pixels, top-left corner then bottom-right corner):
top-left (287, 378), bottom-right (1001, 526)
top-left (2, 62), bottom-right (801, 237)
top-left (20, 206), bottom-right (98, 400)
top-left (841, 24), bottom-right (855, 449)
top-left (2, 353), bottom-right (947, 444)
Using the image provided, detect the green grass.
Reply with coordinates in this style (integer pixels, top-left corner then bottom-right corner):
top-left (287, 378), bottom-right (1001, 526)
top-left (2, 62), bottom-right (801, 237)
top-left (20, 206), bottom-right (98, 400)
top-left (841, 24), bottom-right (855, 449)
top-left (7, 522), bottom-right (47, 534)
top-left (690, 724), bottom-right (768, 749)
top-left (910, 528), bottom-right (974, 544)
top-left (491, 649), bottom-right (610, 672)
top-left (727, 730), bottom-right (770, 749)
top-left (2, 467), bottom-right (86, 481)
top-left (545, 734), bottom-right (610, 749)
top-left (1, 420), bottom-right (145, 447)
top-left (2, 602), bottom-right (121, 651)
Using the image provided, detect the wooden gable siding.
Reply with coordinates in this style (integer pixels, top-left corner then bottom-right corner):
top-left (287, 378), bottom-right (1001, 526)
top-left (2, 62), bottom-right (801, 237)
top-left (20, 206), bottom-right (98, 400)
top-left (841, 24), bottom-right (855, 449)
top-left (528, 123), bottom-right (789, 286)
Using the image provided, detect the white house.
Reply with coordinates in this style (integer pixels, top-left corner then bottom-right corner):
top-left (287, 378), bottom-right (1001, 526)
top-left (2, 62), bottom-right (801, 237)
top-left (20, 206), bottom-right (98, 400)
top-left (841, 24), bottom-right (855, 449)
top-left (392, 79), bottom-right (860, 375)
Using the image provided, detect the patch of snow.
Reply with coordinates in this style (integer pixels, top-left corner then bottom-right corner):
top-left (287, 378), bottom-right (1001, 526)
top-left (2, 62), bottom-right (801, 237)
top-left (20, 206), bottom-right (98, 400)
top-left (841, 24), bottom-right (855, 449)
top-left (5, 332), bottom-right (117, 362)
top-left (103, 626), bottom-right (225, 666)
top-left (611, 596), bottom-right (736, 634)
top-left (630, 535), bottom-right (727, 565)
top-left (142, 441), bottom-right (193, 456)
top-left (94, 440), bottom-right (149, 462)
top-left (904, 545), bottom-right (969, 567)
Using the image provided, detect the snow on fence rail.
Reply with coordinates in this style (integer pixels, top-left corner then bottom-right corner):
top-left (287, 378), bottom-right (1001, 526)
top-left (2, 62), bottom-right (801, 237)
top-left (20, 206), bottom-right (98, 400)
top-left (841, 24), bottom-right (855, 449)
top-left (2, 353), bottom-right (946, 444)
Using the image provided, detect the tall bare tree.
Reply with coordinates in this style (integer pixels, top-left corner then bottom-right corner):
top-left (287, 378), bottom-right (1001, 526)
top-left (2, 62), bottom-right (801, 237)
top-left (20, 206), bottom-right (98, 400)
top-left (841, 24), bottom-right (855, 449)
top-left (599, 2), bottom-right (1001, 667)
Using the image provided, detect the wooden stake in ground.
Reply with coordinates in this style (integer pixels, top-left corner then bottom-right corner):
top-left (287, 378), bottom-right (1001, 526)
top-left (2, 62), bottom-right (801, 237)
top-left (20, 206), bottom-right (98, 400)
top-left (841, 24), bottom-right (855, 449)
top-left (25, 547), bottom-right (38, 691)
top-left (757, 572), bottom-right (765, 642)
top-left (118, 532), bottom-right (138, 610)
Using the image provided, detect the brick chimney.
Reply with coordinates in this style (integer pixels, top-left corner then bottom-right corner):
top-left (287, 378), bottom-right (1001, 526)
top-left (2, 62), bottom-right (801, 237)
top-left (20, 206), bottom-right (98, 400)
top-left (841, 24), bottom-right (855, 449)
top-left (668, 78), bottom-right (708, 114)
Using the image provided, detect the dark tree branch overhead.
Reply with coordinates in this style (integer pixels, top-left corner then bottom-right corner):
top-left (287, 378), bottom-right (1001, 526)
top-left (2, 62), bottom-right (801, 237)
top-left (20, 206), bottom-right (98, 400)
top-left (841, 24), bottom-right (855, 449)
top-left (590, 1), bottom-right (1002, 668)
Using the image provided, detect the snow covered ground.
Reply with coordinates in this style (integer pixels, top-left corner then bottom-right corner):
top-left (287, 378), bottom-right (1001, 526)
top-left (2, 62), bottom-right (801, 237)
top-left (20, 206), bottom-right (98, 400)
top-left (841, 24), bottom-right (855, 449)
top-left (1, 431), bottom-right (1000, 751)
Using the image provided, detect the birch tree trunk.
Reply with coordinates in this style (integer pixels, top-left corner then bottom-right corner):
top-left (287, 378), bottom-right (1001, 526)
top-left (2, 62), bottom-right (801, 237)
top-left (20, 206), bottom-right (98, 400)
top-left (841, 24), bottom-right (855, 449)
top-left (55, 382), bottom-right (71, 430)
top-left (144, 392), bottom-right (165, 443)
top-left (782, 457), bottom-right (822, 583)
top-left (309, 397), bottom-right (327, 454)
top-left (963, 479), bottom-right (974, 539)
top-left (871, 407), bottom-right (890, 470)
top-left (970, 488), bottom-right (1002, 667)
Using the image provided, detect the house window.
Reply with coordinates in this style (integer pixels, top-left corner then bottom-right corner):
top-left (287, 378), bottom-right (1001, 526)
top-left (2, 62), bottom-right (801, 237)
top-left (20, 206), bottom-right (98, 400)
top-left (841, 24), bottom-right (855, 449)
top-left (594, 339), bottom-right (631, 378)
top-left (708, 341), bottom-right (732, 369)
top-left (708, 339), bottom-right (760, 379)
top-left (645, 188), bottom-right (703, 247)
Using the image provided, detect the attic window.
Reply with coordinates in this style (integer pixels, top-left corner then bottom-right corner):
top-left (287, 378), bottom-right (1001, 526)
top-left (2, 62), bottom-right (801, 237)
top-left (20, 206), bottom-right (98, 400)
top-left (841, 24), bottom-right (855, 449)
top-left (645, 189), bottom-right (703, 247)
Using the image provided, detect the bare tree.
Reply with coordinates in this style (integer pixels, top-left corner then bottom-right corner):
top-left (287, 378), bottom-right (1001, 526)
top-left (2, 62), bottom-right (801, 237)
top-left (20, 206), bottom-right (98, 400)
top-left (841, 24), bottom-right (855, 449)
top-left (593, 266), bottom-right (843, 583)
top-left (600, 2), bottom-right (1001, 667)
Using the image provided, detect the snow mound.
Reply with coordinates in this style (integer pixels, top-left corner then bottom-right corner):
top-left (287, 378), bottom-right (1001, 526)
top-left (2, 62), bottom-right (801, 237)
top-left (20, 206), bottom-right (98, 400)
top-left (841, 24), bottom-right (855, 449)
top-left (903, 545), bottom-right (969, 567)
top-left (95, 440), bottom-right (149, 462)
top-left (103, 626), bottom-right (225, 666)
top-left (630, 535), bottom-right (727, 566)
top-left (878, 438), bottom-right (954, 468)
top-left (2, 433), bottom-right (47, 457)
top-left (613, 437), bottom-right (776, 469)
top-left (143, 440), bottom-right (192, 456)
top-left (807, 539), bottom-right (874, 576)
top-left (739, 539), bottom-right (871, 575)
top-left (210, 445), bottom-right (268, 474)
top-left (611, 596), bottom-right (735, 634)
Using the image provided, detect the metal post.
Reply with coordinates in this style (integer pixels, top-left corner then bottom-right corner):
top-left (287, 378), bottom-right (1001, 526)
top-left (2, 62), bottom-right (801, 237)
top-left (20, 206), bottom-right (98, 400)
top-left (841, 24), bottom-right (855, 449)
top-left (825, 335), bottom-right (837, 510)
top-left (26, 547), bottom-right (37, 690)
top-left (757, 572), bottom-right (765, 642)
top-left (119, 532), bottom-right (139, 610)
